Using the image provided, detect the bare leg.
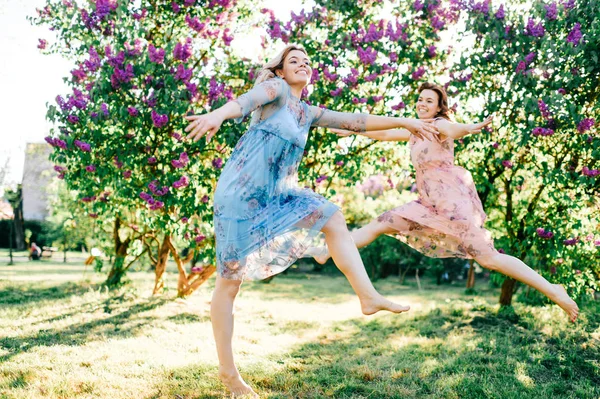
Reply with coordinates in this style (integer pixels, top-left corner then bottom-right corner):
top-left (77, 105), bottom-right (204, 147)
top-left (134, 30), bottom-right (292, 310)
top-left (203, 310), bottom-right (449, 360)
top-left (321, 212), bottom-right (409, 315)
top-left (211, 276), bottom-right (258, 398)
top-left (476, 252), bottom-right (579, 322)
top-left (314, 219), bottom-right (397, 264)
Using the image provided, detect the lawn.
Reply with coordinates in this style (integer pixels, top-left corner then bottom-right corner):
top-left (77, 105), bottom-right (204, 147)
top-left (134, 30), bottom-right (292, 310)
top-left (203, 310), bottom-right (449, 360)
top-left (0, 259), bottom-right (598, 399)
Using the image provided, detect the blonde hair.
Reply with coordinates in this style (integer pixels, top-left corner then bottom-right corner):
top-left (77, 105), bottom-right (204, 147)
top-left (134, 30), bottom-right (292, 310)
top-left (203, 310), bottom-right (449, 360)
top-left (254, 44), bottom-right (308, 85)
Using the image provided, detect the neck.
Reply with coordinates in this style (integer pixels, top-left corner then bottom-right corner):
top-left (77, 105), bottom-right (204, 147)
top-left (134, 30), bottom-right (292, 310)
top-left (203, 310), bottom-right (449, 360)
top-left (289, 83), bottom-right (304, 99)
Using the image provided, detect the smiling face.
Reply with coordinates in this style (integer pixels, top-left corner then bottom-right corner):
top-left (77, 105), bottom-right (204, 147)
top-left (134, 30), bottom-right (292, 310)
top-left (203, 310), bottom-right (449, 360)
top-left (275, 49), bottom-right (312, 88)
top-left (416, 89), bottom-right (442, 119)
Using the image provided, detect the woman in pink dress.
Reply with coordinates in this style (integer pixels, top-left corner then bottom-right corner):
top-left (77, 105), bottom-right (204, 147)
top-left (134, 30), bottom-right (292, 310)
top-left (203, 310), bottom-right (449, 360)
top-left (314, 82), bottom-right (579, 322)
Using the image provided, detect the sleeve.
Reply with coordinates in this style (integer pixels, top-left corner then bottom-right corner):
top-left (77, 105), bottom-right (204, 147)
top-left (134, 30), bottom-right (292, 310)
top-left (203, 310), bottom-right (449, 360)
top-left (233, 78), bottom-right (285, 123)
top-left (309, 106), bottom-right (367, 132)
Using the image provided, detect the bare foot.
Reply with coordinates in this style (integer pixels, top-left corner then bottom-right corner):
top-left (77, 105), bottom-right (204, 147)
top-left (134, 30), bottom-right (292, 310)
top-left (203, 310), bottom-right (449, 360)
top-left (361, 296), bottom-right (410, 316)
top-left (218, 368), bottom-right (258, 398)
top-left (552, 284), bottom-right (579, 322)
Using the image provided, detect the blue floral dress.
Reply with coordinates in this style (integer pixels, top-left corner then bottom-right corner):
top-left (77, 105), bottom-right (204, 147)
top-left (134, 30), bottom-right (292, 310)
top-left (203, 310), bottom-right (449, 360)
top-left (214, 77), bottom-right (366, 280)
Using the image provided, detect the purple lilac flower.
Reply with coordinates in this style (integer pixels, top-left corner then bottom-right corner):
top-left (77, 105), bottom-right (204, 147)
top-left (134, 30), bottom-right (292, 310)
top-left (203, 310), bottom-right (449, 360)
top-left (316, 175), bottom-right (329, 184)
top-left (538, 99), bottom-right (551, 119)
top-left (532, 127), bottom-right (554, 136)
top-left (85, 164), bottom-right (96, 173)
top-left (577, 118), bottom-right (595, 133)
top-left (363, 23), bottom-right (384, 43)
top-left (357, 46), bottom-right (377, 65)
top-left (151, 110), bottom-right (168, 128)
top-left (391, 102), bottom-right (406, 111)
top-left (123, 170), bottom-right (132, 179)
top-left (148, 44), bottom-right (165, 63)
top-left (212, 158), bottom-right (223, 169)
top-left (563, 0), bottom-right (575, 10)
top-left (502, 160), bottom-right (513, 169)
top-left (413, 0), bottom-right (424, 11)
top-left (74, 140), bottom-right (91, 152)
top-left (524, 52), bottom-right (536, 65)
top-left (132, 8), bottom-right (147, 21)
top-left (171, 152), bottom-right (189, 168)
top-left (173, 175), bottom-right (189, 189)
top-left (174, 64), bottom-right (193, 82)
top-left (330, 88), bottom-right (343, 97)
top-left (149, 200), bottom-right (164, 210)
top-left (113, 156), bottom-right (123, 169)
top-left (81, 195), bottom-right (96, 203)
top-left (195, 235), bottom-right (206, 244)
top-left (147, 156), bottom-right (157, 164)
top-left (544, 2), bottom-right (558, 20)
top-left (563, 238), bottom-right (578, 246)
top-left (127, 107), bottom-right (139, 117)
top-left (495, 4), bottom-right (505, 19)
top-left (107, 51), bottom-right (125, 68)
top-left (536, 228), bottom-right (554, 239)
top-left (38, 39), bottom-right (47, 49)
top-left (567, 23), bottom-right (583, 46)
top-left (222, 28), bottom-right (234, 46)
top-left (582, 167), bottom-right (600, 177)
top-left (173, 38), bottom-right (193, 62)
top-left (558, 88), bottom-right (566, 95)
top-left (411, 66), bottom-right (426, 80)
top-left (427, 46), bottom-right (437, 58)
top-left (67, 115), bottom-right (79, 124)
top-left (525, 18), bottom-right (545, 37)
top-left (148, 180), bottom-right (169, 196)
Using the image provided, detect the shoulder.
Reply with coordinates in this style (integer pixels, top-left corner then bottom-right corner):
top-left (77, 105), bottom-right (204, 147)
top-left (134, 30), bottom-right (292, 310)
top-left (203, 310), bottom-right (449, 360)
top-left (260, 77), bottom-right (287, 95)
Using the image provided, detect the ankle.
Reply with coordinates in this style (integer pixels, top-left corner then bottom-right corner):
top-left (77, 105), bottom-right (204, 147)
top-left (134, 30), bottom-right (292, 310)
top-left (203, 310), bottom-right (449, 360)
top-left (218, 366), bottom-right (239, 379)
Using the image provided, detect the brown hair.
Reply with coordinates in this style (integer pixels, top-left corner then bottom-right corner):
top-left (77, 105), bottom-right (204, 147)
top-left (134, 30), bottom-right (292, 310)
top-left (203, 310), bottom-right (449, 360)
top-left (254, 44), bottom-right (308, 85)
top-left (418, 82), bottom-right (452, 121)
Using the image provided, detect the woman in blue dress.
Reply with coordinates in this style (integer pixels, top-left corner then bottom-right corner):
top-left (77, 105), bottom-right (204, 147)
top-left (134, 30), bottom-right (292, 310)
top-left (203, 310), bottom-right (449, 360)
top-left (185, 44), bottom-right (438, 397)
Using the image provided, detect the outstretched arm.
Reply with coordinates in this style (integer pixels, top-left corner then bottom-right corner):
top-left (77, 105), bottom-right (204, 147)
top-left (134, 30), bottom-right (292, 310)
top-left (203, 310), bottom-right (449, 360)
top-left (309, 106), bottom-right (438, 138)
top-left (436, 114), bottom-right (494, 140)
top-left (185, 79), bottom-right (284, 142)
top-left (331, 128), bottom-right (412, 142)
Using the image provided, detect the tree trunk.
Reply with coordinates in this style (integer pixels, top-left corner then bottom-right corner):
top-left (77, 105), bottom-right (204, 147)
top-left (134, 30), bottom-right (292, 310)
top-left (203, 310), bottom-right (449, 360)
top-left (152, 235), bottom-right (171, 295)
top-left (63, 231), bottom-right (67, 264)
top-left (13, 187), bottom-right (25, 250)
top-left (8, 216), bottom-right (14, 265)
top-left (105, 218), bottom-right (131, 287)
top-left (499, 278), bottom-right (517, 306)
top-left (415, 268), bottom-right (422, 291)
top-left (466, 259), bottom-right (476, 289)
top-left (400, 266), bottom-right (410, 285)
top-left (166, 237), bottom-right (215, 297)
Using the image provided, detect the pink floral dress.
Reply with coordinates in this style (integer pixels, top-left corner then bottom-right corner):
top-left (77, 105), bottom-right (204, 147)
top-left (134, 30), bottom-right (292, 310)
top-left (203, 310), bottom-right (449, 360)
top-left (378, 128), bottom-right (497, 259)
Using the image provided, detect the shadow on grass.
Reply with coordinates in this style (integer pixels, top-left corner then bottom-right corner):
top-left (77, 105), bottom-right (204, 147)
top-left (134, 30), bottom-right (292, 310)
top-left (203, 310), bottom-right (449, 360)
top-left (244, 274), bottom-right (368, 305)
top-left (0, 295), bottom-right (169, 363)
top-left (0, 281), bottom-right (101, 307)
top-left (152, 302), bottom-right (600, 399)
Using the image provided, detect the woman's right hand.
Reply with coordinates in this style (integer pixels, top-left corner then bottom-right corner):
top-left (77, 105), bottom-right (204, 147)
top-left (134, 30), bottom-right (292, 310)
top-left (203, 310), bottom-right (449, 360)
top-left (329, 128), bottom-right (356, 137)
top-left (185, 111), bottom-right (224, 143)
top-left (402, 118), bottom-right (438, 141)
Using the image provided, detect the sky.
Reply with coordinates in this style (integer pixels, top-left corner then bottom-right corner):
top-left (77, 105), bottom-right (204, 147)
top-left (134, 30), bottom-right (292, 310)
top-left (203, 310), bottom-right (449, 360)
top-left (0, 0), bottom-right (309, 189)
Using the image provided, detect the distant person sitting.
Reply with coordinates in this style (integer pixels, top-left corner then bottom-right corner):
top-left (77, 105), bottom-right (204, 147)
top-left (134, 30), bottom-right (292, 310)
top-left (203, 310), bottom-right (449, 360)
top-left (29, 242), bottom-right (41, 260)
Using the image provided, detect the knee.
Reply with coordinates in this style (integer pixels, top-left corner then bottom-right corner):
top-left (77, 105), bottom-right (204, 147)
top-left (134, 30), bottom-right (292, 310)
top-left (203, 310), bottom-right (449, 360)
top-left (322, 211), bottom-right (348, 235)
top-left (475, 253), bottom-right (500, 271)
top-left (215, 278), bottom-right (242, 298)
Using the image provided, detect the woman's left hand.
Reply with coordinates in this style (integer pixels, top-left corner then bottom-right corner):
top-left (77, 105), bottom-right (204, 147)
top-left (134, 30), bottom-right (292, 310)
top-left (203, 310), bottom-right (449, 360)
top-left (469, 114), bottom-right (494, 135)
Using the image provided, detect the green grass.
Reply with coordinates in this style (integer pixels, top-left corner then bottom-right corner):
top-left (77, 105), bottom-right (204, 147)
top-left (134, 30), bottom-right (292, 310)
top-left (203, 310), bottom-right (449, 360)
top-left (0, 262), bottom-right (598, 399)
